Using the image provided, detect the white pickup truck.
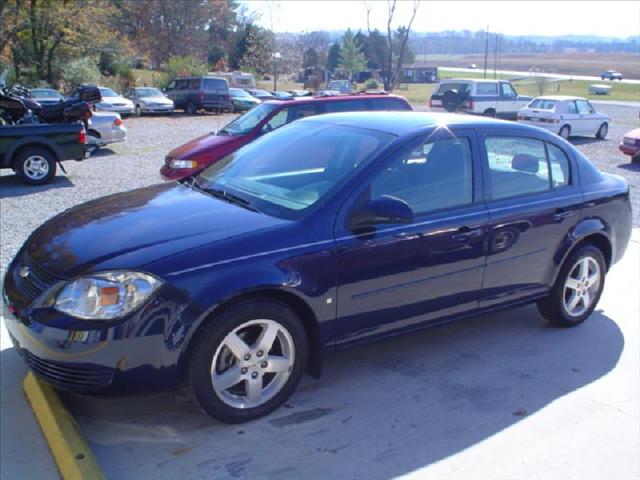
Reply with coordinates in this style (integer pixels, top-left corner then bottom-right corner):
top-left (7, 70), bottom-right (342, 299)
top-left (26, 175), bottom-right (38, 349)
top-left (429, 78), bottom-right (532, 120)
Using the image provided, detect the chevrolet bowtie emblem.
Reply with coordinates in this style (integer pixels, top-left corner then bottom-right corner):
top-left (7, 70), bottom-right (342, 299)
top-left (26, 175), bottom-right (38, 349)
top-left (19, 267), bottom-right (30, 278)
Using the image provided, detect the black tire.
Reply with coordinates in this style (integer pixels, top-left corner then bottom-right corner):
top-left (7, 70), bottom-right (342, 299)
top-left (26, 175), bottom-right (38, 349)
top-left (596, 122), bottom-right (608, 140)
top-left (135, 104), bottom-right (142, 116)
top-left (442, 89), bottom-right (464, 112)
top-left (14, 147), bottom-right (57, 185)
top-left (187, 297), bottom-right (308, 423)
top-left (632, 153), bottom-right (640, 163)
top-left (186, 102), bottom-right (198, 115)
top-left (483, 108), bottom-right (496, 117)
top-left (537, 244), bottom-right (606, 327)
top-left (559, 125), bottom-right (571, 140)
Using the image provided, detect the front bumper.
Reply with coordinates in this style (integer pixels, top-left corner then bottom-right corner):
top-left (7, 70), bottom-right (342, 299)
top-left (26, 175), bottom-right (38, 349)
top-left (140, 104), bottom-right (174, 113)
top-left (2, 257), bottom-right (192, 393)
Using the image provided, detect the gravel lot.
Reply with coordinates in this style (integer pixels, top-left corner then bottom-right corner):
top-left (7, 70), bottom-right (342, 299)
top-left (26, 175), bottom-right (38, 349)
top-left (1, 103), bottom-right (638, 274)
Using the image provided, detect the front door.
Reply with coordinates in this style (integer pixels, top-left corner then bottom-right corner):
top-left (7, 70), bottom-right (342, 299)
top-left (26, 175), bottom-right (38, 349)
top-left (477, 130), bottom-right (583, 306)
top-left (499, 82), bottom-right (519, 118)
top-left (334, 129), bottom-right (489, 347)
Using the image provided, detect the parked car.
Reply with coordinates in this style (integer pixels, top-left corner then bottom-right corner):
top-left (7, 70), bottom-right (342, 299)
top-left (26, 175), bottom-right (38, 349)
top-left (327, 79), bottom-right (353, 93)
top-left (164, 76), bottom-right (231, 114)
top-left (161, 93), bottom-right (413, 180)
top-left (601, 70), bottom-right (623, 81)
top-left (0, 122), bottom-right (85, 184)
top-left (288, 90), bottom-right (311, 97)
top-left (229, 88), bottom-right (260, 112)
top-left (467, 63), bottom-right (478, 69)
top-left (29, 88), bottom-right (64, 106)
top-left (619, 128), bottom-right (640, 162)
top-left (271, 91), bottom-right (294, 100)
top-left (124, 87), bottom-right (174, 115)
top-left (245, 89), bottom-right (276, 101)
top-left (517, 96), bottom-right (610, 140)
top-left (88, 87), bottom-right (134, 116)
top-left (4, 112), bottom-right (631, 423)
top-left (429, 78), bottom-right (532, 119)
top-left (85, 111), bottom-right (126, 153)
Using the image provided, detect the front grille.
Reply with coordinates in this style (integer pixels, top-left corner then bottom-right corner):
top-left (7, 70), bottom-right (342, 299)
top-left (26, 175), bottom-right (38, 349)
top-left (14, 254), bottom-right (61, 301)
top-left (25, 351), bottom-right (114, 390)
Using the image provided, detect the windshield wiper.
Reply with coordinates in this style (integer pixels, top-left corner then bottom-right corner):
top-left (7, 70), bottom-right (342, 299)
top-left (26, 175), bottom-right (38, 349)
top-left (201, 187), bottom-right (260, 212)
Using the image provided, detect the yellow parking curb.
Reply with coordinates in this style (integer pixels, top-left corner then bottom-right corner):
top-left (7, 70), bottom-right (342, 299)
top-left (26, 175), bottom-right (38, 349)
top-left (22, 372), bottom-right (105, 480)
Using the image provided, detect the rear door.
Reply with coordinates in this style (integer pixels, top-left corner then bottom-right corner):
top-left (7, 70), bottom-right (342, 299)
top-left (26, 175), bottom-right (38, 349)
top-left (334, 128), bottom-right (490, 346)
top-left (477, 129), bottom-right (582, 306)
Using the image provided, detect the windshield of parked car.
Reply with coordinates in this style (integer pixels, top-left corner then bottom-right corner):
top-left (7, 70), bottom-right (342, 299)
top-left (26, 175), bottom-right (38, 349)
top-left (435, 83), bottom-right (470, 96)
top-left (196, 121), bottom-right (394, 219)
top-left (252, 89), bottom-right (271, 97)
top-left (218, 102), bottom-right (277, 136)
top-left (230, 88), bottom-right (252, 98)
top-left (136, 88), bottom-right (163, 97)
top-left (99, 88), bottom-right (119, 97)
top-left (31, 89), bottom-right (61, 98)
top-left (529, 99), bottom-right (557, 110)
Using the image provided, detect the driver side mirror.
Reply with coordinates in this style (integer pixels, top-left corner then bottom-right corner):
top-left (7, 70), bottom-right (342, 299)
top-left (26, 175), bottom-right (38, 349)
top-left (349, 195), bottom-right (414, 231)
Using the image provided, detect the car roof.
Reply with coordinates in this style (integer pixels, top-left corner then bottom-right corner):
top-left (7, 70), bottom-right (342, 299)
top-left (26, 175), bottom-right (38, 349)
top-left (299, 111), bottom-right (529, 136)
top-left (534, 95), bottom-right (587, 101)
top-left (440, 78), bottom-right (504, 83)
top-left (262, 93), bottom-right (407, 106)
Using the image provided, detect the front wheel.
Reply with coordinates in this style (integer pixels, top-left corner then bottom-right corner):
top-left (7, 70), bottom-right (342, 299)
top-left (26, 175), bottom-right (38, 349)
top-left (186, 102), bottom-right (198, 115)
top-left (135, 104), bottom-right (142, 116)
top-left (596, 123), bottom-right (608, 140)
top-left (15, 147), bottom-right (57, 185)
top-left (188, 298), bottom-right (308, 423)
top-left (537, 245), bottom-right (606, 327)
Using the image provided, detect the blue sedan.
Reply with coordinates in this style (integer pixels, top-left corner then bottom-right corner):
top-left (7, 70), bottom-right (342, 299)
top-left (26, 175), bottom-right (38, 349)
top-left (3, 112), bottom-right (632, 423)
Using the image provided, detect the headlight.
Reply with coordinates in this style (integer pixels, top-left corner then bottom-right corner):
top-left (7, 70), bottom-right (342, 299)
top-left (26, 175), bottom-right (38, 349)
top-left (55, 271), bottom-right (162, 320)
top-left (169, 159), bottom-right (198, 169)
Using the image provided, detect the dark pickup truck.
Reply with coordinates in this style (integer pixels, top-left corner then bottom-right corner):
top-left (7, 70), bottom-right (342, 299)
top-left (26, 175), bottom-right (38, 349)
top-left (0, 123), bottom-right (86, 185)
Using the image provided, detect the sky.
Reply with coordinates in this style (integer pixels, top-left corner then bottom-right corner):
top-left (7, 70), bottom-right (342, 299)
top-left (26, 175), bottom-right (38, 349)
top-left (244, 1), bottom-right (640, 39)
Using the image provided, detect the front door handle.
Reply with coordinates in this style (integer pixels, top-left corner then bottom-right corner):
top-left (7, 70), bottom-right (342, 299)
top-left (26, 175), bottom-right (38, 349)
top-left (452, 226), bottom-right (484, 242)
top-left (553, 208), bottom-right (574, 221)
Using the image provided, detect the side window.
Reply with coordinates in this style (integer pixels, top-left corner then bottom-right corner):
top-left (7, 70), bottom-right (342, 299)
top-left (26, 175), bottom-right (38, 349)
top-left (261, 108), bottom-right (289, 133)
top-left (166, 81), bottom-right (176, 91)
top-left (370, 137), bottom-right (473, 215)
top-left (477, 82), bottom-right (498, 95)
top-left (567, 101), bottom-right (578, 114)
top-left (546, 143), bottom-right (571, 187)
top-left (203, 79), bottom-right (226, 91)
top-left (188, 79), bottom-right (200, 90)
top-left (576, 100), bottom-right (592, 114)
top-left (368, 98), bottom-right (411, 111)
top-left (485, 136), bottom-right (550, 200)
top-left (287, 104), bottom-right (318, 121)
top-left (175, 80), bottom-right (188, 90)
top-left (501, 83), bottom-right (516, 98)
top-left (326, 100), bottom-right (366, 113)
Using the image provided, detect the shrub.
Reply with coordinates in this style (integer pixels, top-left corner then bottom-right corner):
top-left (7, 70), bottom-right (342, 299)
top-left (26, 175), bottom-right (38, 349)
top-left (365, 79), bottom-right (380, 90)
top-left (60, 57), bottom-right (102, 91)
top-left (164, 55), bottom-right (208, 86)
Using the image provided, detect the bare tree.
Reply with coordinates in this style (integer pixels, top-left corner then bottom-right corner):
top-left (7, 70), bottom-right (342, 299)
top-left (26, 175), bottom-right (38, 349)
top-left (365, 0), bottom-right (420, 91)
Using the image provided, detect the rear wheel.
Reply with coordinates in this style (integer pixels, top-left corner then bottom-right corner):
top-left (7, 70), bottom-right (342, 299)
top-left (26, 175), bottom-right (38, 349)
top-left (559, 125), bottom-right (571, 140)
top-left (14, 147), bottom-right (57, 185)
top-left (483, 108), bottom-right (496, 117)
top-left (188, 298), bottom-right (308, 423)
top-left (537, 244), bottom-right (606, 327)
top-left (596, 123), bottom-right (608, 140)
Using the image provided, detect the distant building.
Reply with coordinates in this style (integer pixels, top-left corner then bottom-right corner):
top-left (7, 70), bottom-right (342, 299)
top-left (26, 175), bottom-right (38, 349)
top-left (400, 64), bottom-right (439, 83)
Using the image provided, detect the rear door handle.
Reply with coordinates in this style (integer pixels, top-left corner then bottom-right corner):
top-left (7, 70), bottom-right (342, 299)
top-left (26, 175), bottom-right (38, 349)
top-left (452, 226), bottom-right (484, 242)
top-left (553, 208), bottom-right (574, 221)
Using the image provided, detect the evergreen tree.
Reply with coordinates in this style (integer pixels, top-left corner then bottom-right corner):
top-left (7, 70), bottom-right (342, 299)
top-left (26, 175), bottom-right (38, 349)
top-left (338, 29), bottom-right (367, 78)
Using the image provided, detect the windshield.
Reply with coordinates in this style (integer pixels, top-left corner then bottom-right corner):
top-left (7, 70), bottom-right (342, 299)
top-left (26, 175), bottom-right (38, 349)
top-left (136, 88), bottom-right (162, 97)
top-left (219, 102), bottom-right (277, 136)
top-left (252, 90), bottom-right (271, 96)
top-left (99, 87), bottom-right (119, 97)
top-left (230, 88), bottom-right (252, 97)
top-left (196, 121), bottom-right (394, 219)
top-left (31, 89), bottom-right (61, 98)
top-left (529, 99), bottom-right (557, 110)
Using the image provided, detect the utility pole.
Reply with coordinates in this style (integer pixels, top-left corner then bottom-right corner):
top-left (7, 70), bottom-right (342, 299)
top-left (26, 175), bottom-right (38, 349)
top-left (493, 33), bottom-right (499, 79)
top-left (483, 25), bottom-right (489, 79)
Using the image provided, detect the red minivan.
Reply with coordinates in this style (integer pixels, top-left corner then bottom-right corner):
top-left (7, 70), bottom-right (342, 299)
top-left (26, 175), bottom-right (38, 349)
top-left (160, 93), bottom-right (413, 180)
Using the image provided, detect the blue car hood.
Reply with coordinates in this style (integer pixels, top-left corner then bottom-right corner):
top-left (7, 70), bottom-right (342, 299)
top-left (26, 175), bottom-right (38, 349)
top-left (25, 182), bottom-right (286, 279)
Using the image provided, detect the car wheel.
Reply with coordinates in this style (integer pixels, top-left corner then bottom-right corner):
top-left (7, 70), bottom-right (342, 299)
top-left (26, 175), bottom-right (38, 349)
top-left (483, 108), bottom-right (496, 117)
top-left (186, 102), bottom-right (198, 115)
top-left (135, 104), bottom-right (142, 116)
top-left (537, 244), bottom-right (606, 327)
top-left (559, 125), bottom-right (571, 140)
top-left (188, 297), bottom-right (308, 423)
top-left (596, 123), bottom-right (608, 140)
top-left (632, 153), bottom-right (640, 163)
top-left (15, 147), bottom-right (56, 185)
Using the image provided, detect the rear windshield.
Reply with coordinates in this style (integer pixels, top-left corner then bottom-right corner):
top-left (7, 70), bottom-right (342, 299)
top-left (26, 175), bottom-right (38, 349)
top-left (219, 103), bottom-right (277, 136)
top-left (203, 78), bottom-right (227, 91)
top-left (529, 99), bottom-right (557, 110)
top-left (435, 83), bottom-right (470, 96)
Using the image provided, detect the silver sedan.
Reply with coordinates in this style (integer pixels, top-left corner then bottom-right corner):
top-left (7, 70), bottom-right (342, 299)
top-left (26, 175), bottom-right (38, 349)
top-left (124, 87), bottom-right (174, 115)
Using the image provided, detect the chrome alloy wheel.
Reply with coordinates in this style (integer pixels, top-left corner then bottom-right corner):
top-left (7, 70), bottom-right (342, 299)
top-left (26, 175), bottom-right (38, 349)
top-left (23, 155), bottom-right (50, 180)
top-left (563, 256), bottom-right (601, 317)
top-left (211, 319), bottom-right (295, 409)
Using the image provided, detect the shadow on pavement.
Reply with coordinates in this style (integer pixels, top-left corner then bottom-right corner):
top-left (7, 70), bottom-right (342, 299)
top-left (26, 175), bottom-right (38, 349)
top-left (617, 161), bottom-right (640, 172)
top-left (44, 305), bottom-right (625, 480)
top-left (0, 174), bottom-right (74, 199)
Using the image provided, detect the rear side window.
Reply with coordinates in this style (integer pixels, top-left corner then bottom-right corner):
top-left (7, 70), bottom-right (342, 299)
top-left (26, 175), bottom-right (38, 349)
top-left (477, 83), bottom-right (498, 95)
top-left (484, 136), bottom-right (550, 200)
top-left (368, 98), bottom-right (411, 111)
top-left (188, 79), bottom-right (200, 89)
top-left (529, 99), bottom-right (556, 110)
top-left (287, 104), bottom-right (318, 121)
top-left (326, 100), bottom-right (367, 113)
top-left (546, 143), bottom-right (571, 187)
top-left (203, 78), bottom-right (227, 91)
top-left (567, 102), bottom-right (578, 114)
